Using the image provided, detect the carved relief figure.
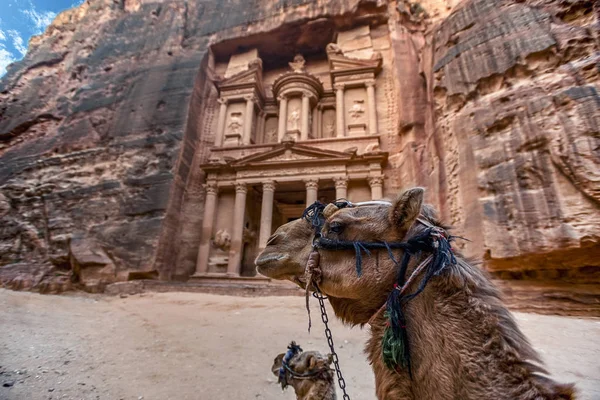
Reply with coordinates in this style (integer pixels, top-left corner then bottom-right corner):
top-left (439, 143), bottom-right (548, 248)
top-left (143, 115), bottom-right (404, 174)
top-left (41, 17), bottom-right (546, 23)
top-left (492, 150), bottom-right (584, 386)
top-left (289, 54), bottom-right (306, 72)
top-left (228, 112), bottom-right (243, 135)
top-left (266, 128), bottom-right (277, 143)
top-left (212, 229), bottom-right (231, 251)
top-left (349, 100), bottom-right (365, 120)
top-left (325, 121), bottom-right (335, 137)
top-left (289, 109), bottom-right (300, 130)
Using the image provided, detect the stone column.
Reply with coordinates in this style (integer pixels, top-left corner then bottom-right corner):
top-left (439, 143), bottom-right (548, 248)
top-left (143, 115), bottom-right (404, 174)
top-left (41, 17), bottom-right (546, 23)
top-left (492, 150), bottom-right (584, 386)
top-left (366, 79), bottom-right (378, 135)
top-left (195, 182), bottom-right (218, 275)
top-left (368, 176), bottom-right (384, 200)
top-left (227, 182), bottom-right (247, 275)
top-left (304, 179), bottom-right (319, 206)
top-left (258, 181), bottom-right (276, 251)
top-left (301, 93), bottom-right (310, 141)
top-left (334, 177), bottom-right (349, 200)
top-left (214, 98), bottom-right (228, 146)
top-left (277, 95), bottom-right (288, 142)
top-left (315, 105), bottom-right (322, 139)
top-left (256, 111), bottom-right (266, 144)
top-left (334, 83), bottom-right (345, 138)
top-left (243, 95), bottom-right (255, 145)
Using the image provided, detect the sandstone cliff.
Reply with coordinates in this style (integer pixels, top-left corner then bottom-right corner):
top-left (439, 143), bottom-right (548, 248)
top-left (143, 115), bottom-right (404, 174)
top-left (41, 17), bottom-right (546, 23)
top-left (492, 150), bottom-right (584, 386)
top-left (0, 0), bottom-right (598, 313)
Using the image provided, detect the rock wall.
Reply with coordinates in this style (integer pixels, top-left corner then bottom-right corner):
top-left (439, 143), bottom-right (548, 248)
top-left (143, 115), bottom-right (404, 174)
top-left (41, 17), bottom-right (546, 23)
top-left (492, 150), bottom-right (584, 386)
top-left (0, 0), bottom-right (598, 304)
top-left (428, 0), bottom-right (600, 283)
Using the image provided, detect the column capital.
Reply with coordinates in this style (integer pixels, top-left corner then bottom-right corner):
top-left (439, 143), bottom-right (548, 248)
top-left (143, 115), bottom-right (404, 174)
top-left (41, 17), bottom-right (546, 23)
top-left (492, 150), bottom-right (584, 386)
top-left (262, 180), bottom-right (276, 192)
top-left (204, 182), bottom-right (218, 195)
top-left (304, 178), bottom-right (319, 189)
top-left (365, 79), bottom-right (376, 88)
top-left (333, 83), bottom-right (345, 91)
top-left (333, 176), bottom-right (349, 189)
top-left (301, 90), bottom-right (311, 99)
top-left (277, 94), bottom-right (287, 102)
top-left (234, 182), bottom-right (248, 194)
top-left (368, 176), bottom-right (384, 187)
top-left (217, 97), bottom-right (229, 105)
top-left (244, 94), bottom-right (257, 103)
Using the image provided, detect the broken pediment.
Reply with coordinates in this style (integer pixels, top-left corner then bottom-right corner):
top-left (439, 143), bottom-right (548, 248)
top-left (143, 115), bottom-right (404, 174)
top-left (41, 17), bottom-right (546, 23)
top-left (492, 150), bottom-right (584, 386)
top-left (217, 59), bottom-right (265, 102)
top-left (327, 50), bottom-right (383, 74)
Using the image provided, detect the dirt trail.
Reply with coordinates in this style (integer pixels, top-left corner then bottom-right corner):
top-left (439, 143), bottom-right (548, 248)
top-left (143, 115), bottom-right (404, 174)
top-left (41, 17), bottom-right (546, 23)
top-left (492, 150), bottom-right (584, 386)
top-left (0, 289), bottom-right (598, 400)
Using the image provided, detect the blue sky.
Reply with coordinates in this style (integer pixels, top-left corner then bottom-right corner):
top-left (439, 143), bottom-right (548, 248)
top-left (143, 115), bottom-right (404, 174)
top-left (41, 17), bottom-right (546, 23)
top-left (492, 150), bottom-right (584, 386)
top-left (0, 0), bottom-right (84, 77)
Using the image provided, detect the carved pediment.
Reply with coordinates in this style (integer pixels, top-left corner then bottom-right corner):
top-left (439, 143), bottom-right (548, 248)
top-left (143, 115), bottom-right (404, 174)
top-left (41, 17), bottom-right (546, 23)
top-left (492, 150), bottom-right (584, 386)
top-left (327, 51), bottom-right (383, 73)
top-left (231, 142), bottom-right (352, 167)
top-left (217, 61), bottom-right (265, 99)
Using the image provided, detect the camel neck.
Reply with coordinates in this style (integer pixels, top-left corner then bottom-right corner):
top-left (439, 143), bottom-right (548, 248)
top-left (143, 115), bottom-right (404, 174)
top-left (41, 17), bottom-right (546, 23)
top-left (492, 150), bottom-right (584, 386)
top-left (367, 311), bottom-right (414, 399)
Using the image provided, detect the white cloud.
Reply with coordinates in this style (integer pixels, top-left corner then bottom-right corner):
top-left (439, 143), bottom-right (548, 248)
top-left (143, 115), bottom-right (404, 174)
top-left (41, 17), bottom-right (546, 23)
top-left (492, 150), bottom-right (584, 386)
top-left (7, 30), bottom-right (27, 57)
top-left (21, 6), bottom-right (57, 35)
top-left (0, 29), bottom-right (6, 42)
top-left (0, 46), bottom-right (17, 77)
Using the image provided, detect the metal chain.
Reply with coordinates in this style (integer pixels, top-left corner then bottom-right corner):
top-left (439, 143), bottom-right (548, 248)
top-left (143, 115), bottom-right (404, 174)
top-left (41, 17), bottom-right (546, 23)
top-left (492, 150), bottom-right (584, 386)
top-left (313, 288), bottom-right (351, 400)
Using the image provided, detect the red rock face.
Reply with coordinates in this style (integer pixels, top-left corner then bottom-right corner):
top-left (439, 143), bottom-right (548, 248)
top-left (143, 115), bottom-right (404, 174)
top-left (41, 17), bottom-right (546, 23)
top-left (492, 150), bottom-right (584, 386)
top-left (428, 0), bottom-right (599, 283)
top-left (0, 0), bottom-right (598, 306)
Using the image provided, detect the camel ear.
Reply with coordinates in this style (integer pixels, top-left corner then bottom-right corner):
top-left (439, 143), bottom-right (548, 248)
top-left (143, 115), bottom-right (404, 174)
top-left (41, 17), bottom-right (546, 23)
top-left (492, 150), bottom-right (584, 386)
top-left (391, 187), bottom-right (424, 231)
top-left (272, 353), bottom-right (285, 376)
top-left (307, 354), bottom-right (317, 370)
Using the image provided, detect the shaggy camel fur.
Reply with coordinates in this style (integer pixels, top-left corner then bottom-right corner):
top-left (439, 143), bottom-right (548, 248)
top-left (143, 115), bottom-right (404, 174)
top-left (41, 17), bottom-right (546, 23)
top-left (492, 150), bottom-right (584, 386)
top-left (256, 188), bottom-right (575, 400)
top-left (272, 344), bottom-right (336, 400)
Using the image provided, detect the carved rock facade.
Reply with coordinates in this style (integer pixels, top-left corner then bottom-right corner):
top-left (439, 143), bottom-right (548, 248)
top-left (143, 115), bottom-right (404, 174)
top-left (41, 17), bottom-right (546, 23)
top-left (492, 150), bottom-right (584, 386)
top-left (0, 0), bottom-right (597, 313)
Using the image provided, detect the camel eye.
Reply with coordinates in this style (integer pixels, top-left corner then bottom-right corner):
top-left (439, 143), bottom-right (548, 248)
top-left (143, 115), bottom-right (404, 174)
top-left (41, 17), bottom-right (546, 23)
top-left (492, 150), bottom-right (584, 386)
top-left (329, 222), bottom-right (344, 234)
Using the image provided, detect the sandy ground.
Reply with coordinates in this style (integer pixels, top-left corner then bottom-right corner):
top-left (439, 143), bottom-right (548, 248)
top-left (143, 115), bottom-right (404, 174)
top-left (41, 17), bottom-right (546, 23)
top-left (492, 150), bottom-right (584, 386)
top-left (0, 289), bottom-right (598, 400)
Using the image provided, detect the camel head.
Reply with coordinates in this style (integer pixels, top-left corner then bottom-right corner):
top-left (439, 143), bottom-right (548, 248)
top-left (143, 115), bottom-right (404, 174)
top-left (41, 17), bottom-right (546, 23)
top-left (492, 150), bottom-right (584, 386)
top-left (257, 187), bottom-right (427, 324)
top-left (255, 217), bottom-right (315, 286)
top-left (271, 343), bottom-right (335, 399)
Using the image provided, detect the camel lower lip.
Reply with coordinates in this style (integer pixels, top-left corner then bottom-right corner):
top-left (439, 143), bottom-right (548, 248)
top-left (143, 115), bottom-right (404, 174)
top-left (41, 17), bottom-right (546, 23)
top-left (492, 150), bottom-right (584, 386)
top-left (255, 253), bottom-right (289, 266)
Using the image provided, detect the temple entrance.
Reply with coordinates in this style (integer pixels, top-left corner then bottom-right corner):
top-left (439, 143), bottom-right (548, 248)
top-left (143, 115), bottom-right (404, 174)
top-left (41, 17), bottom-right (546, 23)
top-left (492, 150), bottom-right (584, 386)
top-left (192, 29), bottom-right (389, 280)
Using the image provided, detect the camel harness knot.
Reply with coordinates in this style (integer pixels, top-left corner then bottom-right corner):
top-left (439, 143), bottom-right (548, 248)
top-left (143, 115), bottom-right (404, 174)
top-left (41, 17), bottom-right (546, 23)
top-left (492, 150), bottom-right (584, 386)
top-left (302, 200), bottom-right (461, 378)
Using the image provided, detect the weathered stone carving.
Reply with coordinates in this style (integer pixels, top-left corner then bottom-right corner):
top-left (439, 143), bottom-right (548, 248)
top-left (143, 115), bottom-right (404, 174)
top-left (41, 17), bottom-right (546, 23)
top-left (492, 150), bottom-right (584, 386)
top-left (288, 54), bottom-right (306, 72)
top-left (227, 113), bottom-right (243, 135)
top-left (326, 43), bottom-right (343, 56)
top-left (288, 109), bottom-right (300, 130)
top-left (349, 100), bottom-right (365, 120)
top-left (212, 229), bottom-right (231, 251)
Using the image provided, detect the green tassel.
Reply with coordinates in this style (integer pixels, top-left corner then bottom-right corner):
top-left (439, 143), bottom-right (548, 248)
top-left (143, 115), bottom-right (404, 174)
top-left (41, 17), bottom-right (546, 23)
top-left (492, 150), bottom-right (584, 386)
top-left (382, 311), bottom-right (410, 370)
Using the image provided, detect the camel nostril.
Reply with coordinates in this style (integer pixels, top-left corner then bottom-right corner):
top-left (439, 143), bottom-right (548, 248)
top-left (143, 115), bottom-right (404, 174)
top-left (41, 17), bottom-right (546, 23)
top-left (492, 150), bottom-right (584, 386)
top-left (266, 233), bottom-right (280, 246)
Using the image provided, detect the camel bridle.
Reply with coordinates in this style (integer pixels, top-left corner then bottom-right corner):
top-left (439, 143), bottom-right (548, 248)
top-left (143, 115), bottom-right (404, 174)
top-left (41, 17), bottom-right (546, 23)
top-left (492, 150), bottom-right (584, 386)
top-left (301, 200), bottom-right (459, 398)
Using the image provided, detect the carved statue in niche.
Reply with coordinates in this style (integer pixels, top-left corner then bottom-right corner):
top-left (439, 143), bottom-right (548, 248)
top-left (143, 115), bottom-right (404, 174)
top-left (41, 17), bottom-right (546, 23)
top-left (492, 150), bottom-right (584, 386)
top-left (228, 112), bottom-right (243, 135)
top-left (289, 54), bottom-right (306, 72)
top-left (266, 128), bottom-right (277, 143)
top-left (349, 100), bottom-right (365, 120)
top-left (288, 108), bottom-right (300, 130)
top-left (325, 121), bottom-right (335, 136)
top-left (213, 229), bottom-right (231, 251)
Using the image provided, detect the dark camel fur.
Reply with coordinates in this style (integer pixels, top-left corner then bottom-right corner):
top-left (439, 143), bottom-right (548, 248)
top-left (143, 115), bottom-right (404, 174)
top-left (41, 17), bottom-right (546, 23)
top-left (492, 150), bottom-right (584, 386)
top-left (271, 348), bottom-right (336, 400)
top-left (257, 187), bottom-right (575, 400)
